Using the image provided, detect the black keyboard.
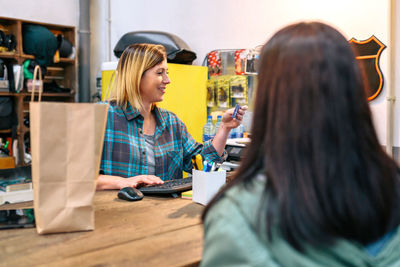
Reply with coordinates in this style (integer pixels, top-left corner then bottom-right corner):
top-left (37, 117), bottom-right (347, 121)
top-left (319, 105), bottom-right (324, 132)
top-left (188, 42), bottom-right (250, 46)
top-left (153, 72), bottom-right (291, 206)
top-left (138, 177), bottom-right (192, 195)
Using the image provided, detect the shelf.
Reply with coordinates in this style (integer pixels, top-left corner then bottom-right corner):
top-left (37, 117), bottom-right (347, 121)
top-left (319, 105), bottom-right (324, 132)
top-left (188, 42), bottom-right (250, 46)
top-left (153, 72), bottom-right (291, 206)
top-left (0, 91), bottom-right (74, 97)
top-left (0, 52), bottom-right (18, 59)
top-left (0, 129), bottom-right (12, 134)
top-left (21, 53), bottom-right (75, 64)
top-left (59, 58), bottom-right (75, 64)
top-left (0, 92), bottom-right (15, 96)
top-left (31, 92), bottom-right (74, 97)
top-left (44, 76), bottom-right (64, 80)
top-left (20, 54), bottom-right (34, 60)
top-left (0, 16), bottom-right (76, 167)
top-left (47, 66), bottom-right (64, 71)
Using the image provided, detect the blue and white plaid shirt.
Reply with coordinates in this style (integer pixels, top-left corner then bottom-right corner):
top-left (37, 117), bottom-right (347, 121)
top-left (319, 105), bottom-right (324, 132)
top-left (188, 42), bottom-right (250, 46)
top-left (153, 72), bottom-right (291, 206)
top-left (100, 101), bottom-right (223, 180)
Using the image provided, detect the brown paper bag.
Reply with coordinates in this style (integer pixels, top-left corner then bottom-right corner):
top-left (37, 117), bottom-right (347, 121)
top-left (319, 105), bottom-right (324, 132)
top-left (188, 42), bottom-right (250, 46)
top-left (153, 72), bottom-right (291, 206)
top-left (29, 65), bottom-right (108, 234)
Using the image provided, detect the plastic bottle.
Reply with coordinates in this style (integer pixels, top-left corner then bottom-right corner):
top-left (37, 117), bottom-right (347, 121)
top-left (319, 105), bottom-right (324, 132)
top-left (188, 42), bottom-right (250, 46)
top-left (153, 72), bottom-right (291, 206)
top-left (203, 116), bottom-right (216, 142)
top-left (229, 127), bottom-right (237, 139)
top-left (237, 124), bottom-right (245, 138)
top-left (215, 115), bottom-right (222, 131)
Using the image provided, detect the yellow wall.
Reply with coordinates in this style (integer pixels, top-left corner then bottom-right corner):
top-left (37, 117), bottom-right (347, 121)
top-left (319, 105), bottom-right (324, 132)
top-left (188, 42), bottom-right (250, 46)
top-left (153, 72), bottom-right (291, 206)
top-left (101, 62), bottom-right (208, 142)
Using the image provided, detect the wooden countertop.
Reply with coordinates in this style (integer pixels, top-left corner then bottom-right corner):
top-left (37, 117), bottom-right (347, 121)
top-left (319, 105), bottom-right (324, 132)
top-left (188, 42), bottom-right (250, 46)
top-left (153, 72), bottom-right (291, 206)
top-left (0, 191), bottom-right (204, 266)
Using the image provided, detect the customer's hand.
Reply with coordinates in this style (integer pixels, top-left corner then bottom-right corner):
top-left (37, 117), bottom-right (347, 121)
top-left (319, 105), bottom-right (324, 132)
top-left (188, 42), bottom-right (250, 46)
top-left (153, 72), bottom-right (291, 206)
top-left (221, 105), bottom-right (248, 130)
top-left (118, 175), bottom-right (164, 189)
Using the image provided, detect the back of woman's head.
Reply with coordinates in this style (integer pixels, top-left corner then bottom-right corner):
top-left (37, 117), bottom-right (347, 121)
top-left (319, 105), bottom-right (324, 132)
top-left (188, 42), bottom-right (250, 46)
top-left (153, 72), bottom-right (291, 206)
top-left (254, 22), bottom-right (372, 154)
top-left (109, 43), bottom-right (166, 109)
top-left (206, 21), bottom-right (400, 251)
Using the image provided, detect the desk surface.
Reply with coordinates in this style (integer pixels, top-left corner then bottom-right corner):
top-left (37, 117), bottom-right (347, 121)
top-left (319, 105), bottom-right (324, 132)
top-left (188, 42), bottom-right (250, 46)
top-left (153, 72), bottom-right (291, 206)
top-left (0, 191), bottom-right (204, 267)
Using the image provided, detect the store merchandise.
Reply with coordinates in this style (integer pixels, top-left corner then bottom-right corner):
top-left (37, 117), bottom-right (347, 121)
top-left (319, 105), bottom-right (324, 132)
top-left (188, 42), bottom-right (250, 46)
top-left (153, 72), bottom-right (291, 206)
top-left (0, 96), bottom-right (16, 130)
top-left (237, 124), bottom-right (245, 138)
top-left (203, 116), bottom-right (216, 142)
top-left (0, 29), bottom-right (16, 52)
top-left (206, 48), bottom-right (256, 139)
top-left (217, 76), bottom-right (230, 108)
top-left (113, 31), bottom-right (196, 64)
top-left (229, 127), bottom-right (237, 139)
top-left (245, 48), bottom-right (260, 74)
top-left (215, 115), bottom-right (222, 131)
top-left (56, 35), bottom-right (73, 58)
top-left (207, 78), bottom-right (217, 107)
top-left (234, 49), bottom-right (246, 75)
top-left (230, 75), bottom-right (248, 106)
top-left (229, 124), bottom-right (244, 139)
top-left (208, 51), bottom-right (222, 77)
top-left (22, 24), bottom-right (58, 66)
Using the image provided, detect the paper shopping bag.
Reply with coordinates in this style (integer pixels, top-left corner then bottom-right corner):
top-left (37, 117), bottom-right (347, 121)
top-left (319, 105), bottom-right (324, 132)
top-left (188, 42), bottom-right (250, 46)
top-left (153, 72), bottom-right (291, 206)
top-left (29, 66), bottom-right (108, 234)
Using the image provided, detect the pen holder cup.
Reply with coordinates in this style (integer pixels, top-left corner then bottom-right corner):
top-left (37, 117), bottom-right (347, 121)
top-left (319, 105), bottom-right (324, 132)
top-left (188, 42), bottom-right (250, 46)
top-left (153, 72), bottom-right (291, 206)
top-left (192, 169), bottom-right (226, 206)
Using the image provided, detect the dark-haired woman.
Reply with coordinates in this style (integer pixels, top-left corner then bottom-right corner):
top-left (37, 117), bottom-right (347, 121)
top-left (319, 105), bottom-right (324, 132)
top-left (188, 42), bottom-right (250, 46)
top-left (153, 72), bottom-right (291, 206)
top-left (201, 22), bottom-right (400, 266)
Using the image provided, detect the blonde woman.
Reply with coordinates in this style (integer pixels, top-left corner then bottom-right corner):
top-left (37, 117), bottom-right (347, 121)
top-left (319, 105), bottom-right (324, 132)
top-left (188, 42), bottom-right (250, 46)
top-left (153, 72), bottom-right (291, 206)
top-left (97, 44), bottom-right (246, 190)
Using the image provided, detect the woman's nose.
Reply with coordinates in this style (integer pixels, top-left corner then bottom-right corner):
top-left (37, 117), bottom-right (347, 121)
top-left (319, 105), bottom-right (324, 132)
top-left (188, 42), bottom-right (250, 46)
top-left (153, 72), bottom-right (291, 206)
top-left (163, 74), bottom-right (170, 84)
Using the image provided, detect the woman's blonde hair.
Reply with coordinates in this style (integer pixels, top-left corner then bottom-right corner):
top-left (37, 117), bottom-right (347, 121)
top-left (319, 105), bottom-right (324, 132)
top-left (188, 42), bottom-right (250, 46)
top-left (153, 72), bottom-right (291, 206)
top-left (108, 43), bottom-right (167, 109)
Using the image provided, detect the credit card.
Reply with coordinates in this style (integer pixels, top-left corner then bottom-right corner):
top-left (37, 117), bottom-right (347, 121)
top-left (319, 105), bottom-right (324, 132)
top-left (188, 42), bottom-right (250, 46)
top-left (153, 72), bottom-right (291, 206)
top-left (232, 104), bottom-right (240, 118)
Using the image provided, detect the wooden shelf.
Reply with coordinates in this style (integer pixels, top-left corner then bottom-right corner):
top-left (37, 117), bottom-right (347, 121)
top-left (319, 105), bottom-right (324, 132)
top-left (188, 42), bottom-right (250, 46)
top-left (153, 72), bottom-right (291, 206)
top-left (0, 16), bottom-right (77, 167)
top-left (44, 76), bottom-right (64, 80)
top-left (0, 92), bottom-right (16, 96)
top-left (20, 54), bottom-right (34, 59)
top-left (0, 52), bottom-right (18, 59)
top-left (0, 129), bottom-right (12, 134)
top-left (47, 66), bottom-right (64, 71)
top-left (21, 54), bottom-right (75, 64)
top-left (0, 91), bottom-right (74, 97)
top-left (59, 58), bottom-right (75, 64)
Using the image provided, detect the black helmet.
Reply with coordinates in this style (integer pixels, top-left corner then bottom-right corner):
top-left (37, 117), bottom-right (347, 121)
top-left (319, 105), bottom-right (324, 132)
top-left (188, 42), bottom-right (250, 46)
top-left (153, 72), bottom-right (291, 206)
top-left (113, 31), bottom-right (197, 65)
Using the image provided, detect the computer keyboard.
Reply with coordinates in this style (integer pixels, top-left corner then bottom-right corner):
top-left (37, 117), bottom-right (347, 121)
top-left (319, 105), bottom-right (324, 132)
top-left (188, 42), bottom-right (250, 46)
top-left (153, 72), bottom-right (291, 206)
top-left (138, 177), bottom-right (192, 195)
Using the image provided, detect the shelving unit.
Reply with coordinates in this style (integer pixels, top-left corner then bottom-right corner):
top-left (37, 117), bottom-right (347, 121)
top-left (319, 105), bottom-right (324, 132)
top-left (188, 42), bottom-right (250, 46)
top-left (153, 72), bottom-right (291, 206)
top-left (0, 17), bottom-right (77, 166)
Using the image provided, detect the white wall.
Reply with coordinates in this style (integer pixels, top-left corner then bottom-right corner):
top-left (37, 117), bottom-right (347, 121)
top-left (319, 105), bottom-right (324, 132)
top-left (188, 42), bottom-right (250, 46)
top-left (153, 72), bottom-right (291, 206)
top-left (94, 0), bottom-right (390, 145)
top-left (0, 0), bottom-right (79, 26)
top-left (108, 0), bottom-right (388, 66)
top-left (2, 0), bottom-right (395, 147)
top-left (393, 0), bottom-right (400, 148)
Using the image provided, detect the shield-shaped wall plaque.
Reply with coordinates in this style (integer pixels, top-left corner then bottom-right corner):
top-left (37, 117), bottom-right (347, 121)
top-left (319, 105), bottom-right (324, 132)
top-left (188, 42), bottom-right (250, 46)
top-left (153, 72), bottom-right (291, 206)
top-left (349, 36), bottom-right (386, 101)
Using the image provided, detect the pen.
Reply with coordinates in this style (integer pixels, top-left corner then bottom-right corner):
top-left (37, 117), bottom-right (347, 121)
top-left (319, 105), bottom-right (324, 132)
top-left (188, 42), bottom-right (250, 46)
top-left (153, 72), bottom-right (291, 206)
top-left (211, 162), bottom-right (217, 172)
top-left (203, 161), bottom-right (212, 172)
top-left (232, 104), bottom-right (240, 119)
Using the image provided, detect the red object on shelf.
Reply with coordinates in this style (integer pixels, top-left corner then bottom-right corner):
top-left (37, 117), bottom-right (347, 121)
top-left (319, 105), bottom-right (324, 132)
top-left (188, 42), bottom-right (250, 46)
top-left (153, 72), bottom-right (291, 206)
top-left (234, 49), bottom-right (246, 75)
top-left (208, 51), bottom-right (222, 76)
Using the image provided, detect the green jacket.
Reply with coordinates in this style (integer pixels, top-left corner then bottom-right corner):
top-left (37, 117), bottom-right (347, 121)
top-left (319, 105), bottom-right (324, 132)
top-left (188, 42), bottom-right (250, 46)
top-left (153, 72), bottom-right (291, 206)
top-left (202, 175), bottom-right (400, 267)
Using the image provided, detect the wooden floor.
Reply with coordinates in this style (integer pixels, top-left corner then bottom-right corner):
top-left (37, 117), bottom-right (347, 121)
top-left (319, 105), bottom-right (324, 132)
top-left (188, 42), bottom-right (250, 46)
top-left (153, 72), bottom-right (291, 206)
top-left (0, 191), bottom-right (205, 266)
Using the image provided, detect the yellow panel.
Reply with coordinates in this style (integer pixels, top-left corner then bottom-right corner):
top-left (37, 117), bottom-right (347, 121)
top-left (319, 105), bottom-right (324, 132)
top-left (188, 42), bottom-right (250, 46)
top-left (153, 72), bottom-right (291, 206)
top-left (158, 63), bottom-right (207, 143)
top-left (101, 61), bottom-right (117, 101)
top-left (101, 62), bottom-right (207, 143)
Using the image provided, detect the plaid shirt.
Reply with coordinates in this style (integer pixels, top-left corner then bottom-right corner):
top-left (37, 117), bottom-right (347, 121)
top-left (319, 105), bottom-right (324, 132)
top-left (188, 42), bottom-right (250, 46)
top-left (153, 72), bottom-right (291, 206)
top-left (101, 102), bottom-right (223, 180)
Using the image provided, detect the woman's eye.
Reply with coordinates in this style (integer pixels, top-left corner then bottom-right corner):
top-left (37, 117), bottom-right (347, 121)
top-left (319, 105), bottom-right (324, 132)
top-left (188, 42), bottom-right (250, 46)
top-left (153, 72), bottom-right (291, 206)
top-left (157, 69), bottom-right (168, 75)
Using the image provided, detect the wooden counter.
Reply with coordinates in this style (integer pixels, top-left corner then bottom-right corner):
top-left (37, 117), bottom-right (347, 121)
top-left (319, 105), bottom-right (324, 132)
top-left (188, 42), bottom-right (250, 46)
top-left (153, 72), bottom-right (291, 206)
top-left (0, 191), bottom-right (204, 266)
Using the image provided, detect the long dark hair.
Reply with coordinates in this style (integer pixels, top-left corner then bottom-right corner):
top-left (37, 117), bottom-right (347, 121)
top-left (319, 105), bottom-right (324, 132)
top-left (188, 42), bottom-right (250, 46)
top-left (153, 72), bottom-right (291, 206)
top-left (203, 22), bottom-right (400, 251)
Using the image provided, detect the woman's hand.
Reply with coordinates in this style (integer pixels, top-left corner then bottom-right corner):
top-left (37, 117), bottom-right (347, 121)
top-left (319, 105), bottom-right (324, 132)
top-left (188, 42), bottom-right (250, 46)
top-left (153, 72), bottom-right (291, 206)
top-left (96, 174), bottom-right (164, 190)
top-left (118, 175), bottom-right (164, 189)
top-left (221, 105), bottom-right (248, 130)
top-left (211, 105), bottom-right (248, 156)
